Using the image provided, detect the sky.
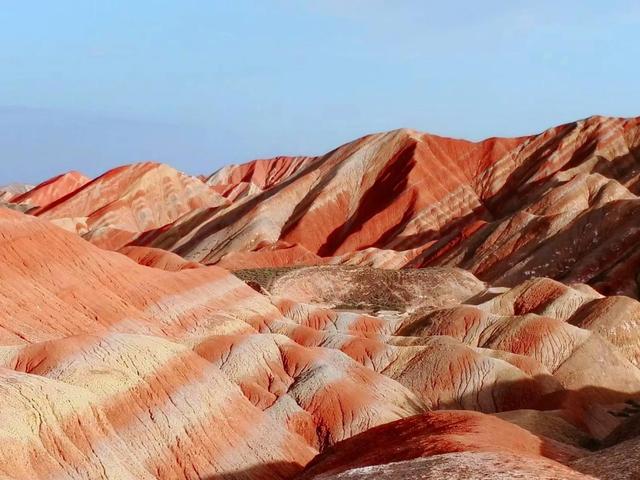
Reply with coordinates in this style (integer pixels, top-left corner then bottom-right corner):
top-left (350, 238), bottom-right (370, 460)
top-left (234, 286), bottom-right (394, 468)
top-left (1, 1), bottom-right (639, 184)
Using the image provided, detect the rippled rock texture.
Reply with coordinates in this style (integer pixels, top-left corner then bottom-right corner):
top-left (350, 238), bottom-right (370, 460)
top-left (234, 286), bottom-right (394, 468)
top-left (2, 115), bottom-right (640, 479)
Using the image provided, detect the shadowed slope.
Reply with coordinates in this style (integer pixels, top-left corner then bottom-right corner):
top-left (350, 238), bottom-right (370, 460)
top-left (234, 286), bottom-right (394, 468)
top-left (298, 411), bottom-right (588, 479)
top-left (124, 116), bottom-right (640, 301)
top-left (2, 208), bottom-right (640, 477)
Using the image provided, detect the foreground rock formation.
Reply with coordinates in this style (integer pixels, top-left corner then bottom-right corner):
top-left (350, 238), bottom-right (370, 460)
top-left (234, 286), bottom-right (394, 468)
top-left (2, 115), bottom-right (640, 479)
top-left (0, 207), bottom-right (639, 478)
top-left (298, 410), bottom-right (589, 479)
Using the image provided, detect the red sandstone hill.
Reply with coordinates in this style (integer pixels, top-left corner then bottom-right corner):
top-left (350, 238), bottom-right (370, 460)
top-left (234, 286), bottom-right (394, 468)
top-left (206, 156), bottom-right (315, 201)
top-left (30, 162), bottom-right (229, 250)
top-left (11, 170), bottom-right (90, 208)
top-left (0, 207), bottom-right (638, 478)
top-left (130, 115), bottom-right (640, 299)
top-left (16, 116), bottom-right (640, 299)
top-left (2, 115), bottom-right (640, 479)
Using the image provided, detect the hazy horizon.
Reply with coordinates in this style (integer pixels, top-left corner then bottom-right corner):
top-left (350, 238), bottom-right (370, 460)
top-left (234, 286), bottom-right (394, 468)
top-left (2, 1), bottom-right (639, 184)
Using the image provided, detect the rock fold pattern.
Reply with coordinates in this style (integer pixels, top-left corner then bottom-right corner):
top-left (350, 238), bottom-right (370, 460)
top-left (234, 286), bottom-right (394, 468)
top-left (2, 115), bottom-right (640, 479)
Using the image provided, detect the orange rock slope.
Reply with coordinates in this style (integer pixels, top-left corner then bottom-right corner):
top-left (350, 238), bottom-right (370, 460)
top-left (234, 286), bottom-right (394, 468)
top-left (31, 162), bottom-right (228, 250)
top-left (17, 115), bottom-right (640, 296)
top-left (2, 114), bottom-right (640, 479)
top-left (11, 170), bottom-right (90, 208)
top-left (132, 115), bottom-right (640, 298)
top-left (0, 206), bottom-right (639, 478)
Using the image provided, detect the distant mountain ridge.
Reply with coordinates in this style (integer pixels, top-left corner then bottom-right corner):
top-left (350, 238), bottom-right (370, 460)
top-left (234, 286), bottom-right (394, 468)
top-left (9, 115), bottom-right (639, 296)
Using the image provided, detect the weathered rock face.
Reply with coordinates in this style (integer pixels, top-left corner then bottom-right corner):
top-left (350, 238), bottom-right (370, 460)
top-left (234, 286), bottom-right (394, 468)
top-left (132, 116), bottom-right (640, 299)
top-left (303, 453), bottom-right (595, 480)
top-left (1, 206), bottom-right (639, 478)
top-left (298, 410), bottom-right (589, 479)
top-left (2, 114), bottom-right (640, 479)
top-left (570, 435), bottom-right (640, 480)
top-left (207, 156), bottom-right (315, 200)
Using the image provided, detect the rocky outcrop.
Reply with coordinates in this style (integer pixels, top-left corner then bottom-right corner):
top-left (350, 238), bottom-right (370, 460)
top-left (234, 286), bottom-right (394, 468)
top-left (303, 453), bottom-right (594, 480)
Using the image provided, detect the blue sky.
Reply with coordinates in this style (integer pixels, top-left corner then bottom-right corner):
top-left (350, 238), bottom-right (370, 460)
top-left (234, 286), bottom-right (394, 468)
top-left (1, 1), bottom-right (639, 184)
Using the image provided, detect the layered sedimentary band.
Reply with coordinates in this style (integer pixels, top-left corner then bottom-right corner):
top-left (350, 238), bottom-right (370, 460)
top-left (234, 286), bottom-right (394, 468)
top-left (1, 115), bottom-right (639, 479)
